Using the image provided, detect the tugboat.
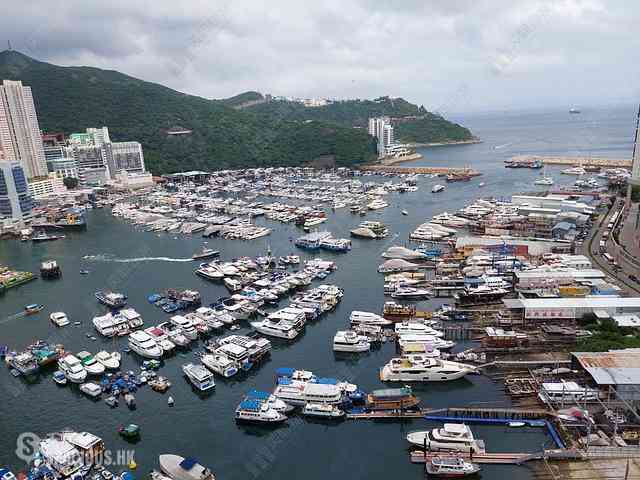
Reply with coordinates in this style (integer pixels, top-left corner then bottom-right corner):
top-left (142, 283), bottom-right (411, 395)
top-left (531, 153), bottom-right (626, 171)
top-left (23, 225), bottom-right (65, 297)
top-left (40, 260), bottom-right (62, 279)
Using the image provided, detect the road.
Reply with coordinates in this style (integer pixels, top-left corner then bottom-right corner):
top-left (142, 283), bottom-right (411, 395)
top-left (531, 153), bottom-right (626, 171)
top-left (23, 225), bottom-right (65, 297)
top-left (582, 198), bottom-right (640, 295)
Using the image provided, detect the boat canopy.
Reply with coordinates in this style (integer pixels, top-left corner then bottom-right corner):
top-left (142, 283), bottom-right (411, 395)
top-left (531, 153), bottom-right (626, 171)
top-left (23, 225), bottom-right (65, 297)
top-left (275, 367), bottom-right (295, 377)
top-left (238, 399), bottom-right (262, 411)
top-left (246, 390), bottom-right (270, 400)
top-left (316, 377), bottom-right (338, 385)
top-left (179, 457), bottom-right (200, 470)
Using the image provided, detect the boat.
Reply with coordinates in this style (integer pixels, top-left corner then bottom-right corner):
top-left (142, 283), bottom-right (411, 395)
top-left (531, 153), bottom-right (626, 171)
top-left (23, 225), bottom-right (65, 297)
top-left (406, 423), bottom-right (483, 453)
top-left (349, 311), bottom-right (392, 326)
top-left (333, 331), bottom-right (371, 352)
top-left (244, 389), bottom-right (294, 413)
top-left (391, 287), bottom-right (433, 299)
top-left (250, 318), bottom-right (300, 339)
top-left (80, 382), bottom-right (103, 398)
top-left (561, 166), bottom-right (587, 175)
top-left (6, 352), bottom-right (39, 375)
top-left (0, 469), bottom-right (16, 480)
top-left (53, 370), bottom-right (67, 385)
top-left (40, 260), bottom-right (62, 279)
top-left (508, 421), bottom-right (526, 428)
top-left (432, 184), bottom-right (446, 193)
top-left (182, 363), bottom-right (216, 391)
top-left (128, 331), bottom-right (163, 359)
top-left (192, 248), bottom-right (220, 260)
top-left (366, 386), bottom-right (420, 410)
top-left (31, 231), bottom-right (64, 242)
top-left (50, 311), bottom-right (70, 327)
top-left (235, 398), bottom-right (288, 424)
top-left (95, 291), bottom-right (127, 309)
top-left (273, 382), bottom-right (343, 407)
top-left (569, 108), bottom-right (581, 114)
top-left (77, 351), bottom-right (106, 375)
top-left (425, 456), bottom-right (481, 477)
top-left (534, 176), bottom-right (554, 186)
top-left (302, 402), bottom-right (344, 419)
top-left (478, 182), bottom-right (485, 187)
top-left (380, 356), bottom-right (476, 382)
top-left (57, 354), bottom-right (88, 383)
top-left (201, 353), bottom-right (239, 378)
top-left (159, 454), bottom-right (216, 480)
top-left (95, 351), bottom-right (121, 369)
top-left (24, 304), bottom-right (44, 315)
top-left (382, 301), bottom-right (416, 320)
top-left (118, 424), bottom-right (140, 439)
top-left (401, 209), bottom-right (409, 216)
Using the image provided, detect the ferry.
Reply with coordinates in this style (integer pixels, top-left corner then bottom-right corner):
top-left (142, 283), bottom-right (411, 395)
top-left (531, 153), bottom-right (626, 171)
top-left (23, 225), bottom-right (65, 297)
top-left (182, 363), bottom-right (216, 391)
top-left (273, 382), bottom-right (343, 407)
top-left (365, 386), bottom-right (420, 410)
top-left (95, 290), bottom-right (127, 308)
top-left (235, 399), bottom-right (287, 424)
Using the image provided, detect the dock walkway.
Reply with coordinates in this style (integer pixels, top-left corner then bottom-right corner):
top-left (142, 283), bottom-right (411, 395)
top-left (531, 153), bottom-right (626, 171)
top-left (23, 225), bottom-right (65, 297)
top-left (510, 155), bottom-right (631, 168)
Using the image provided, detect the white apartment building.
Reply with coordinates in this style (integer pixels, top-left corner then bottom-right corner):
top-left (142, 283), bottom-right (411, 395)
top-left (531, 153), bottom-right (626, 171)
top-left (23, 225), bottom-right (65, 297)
top-left (0, 160), bottom-right (34, 221)
top-left (0, 80), bottom-right (48, 178)
top-left (368, 116), bottom-right (395, 158)
top-left (28, 173), bottom-right (67, 199)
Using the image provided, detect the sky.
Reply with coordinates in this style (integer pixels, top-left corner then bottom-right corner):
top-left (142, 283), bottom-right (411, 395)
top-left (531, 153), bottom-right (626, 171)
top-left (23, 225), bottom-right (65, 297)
top-left (1, 0), bottom-right (639, 113)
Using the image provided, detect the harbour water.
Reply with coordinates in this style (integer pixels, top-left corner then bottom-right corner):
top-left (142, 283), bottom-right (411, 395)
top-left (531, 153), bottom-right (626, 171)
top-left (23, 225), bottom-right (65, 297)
top-left (0, 105), bottom-right (637, 479)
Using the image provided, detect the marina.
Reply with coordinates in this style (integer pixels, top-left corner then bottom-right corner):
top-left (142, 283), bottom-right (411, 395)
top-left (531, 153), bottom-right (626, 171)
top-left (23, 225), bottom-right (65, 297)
top-left (1, 106), bottom-right (639, 480)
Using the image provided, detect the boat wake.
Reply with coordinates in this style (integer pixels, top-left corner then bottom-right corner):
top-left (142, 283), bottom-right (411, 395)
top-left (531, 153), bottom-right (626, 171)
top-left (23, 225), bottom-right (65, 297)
top-left (493, 142), bottom-right (513, 150)
top-left (82, 254), bottom-right (193, 263)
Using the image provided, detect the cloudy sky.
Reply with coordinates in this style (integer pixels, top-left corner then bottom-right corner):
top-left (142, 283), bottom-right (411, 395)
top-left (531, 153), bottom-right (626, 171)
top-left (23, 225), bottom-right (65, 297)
top-left (1, 0), bottom-right (638, 112)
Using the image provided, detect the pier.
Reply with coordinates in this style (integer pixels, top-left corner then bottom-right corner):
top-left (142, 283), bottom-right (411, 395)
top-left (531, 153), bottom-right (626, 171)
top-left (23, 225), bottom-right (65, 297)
top-left (410, 451), bottom-right (541, 465)
top-left (509, 155), bottom-right (631, 168)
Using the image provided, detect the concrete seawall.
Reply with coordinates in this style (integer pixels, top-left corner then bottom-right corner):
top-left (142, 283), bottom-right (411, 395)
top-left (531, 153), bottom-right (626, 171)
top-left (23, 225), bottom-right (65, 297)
top-left (510, 155), bottom-right (631, 168)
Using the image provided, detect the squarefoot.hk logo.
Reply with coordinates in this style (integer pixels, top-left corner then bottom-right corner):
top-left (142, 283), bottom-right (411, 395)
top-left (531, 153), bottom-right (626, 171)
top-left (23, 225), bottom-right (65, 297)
top-left (16, 432), bottom-right (41, 463)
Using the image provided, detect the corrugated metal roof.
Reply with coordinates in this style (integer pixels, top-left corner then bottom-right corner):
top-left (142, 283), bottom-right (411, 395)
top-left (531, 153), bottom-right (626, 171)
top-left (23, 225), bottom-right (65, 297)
top-left (572, 351), bottom-right (640, 385)
top-left (504, 297), bottom-right (640, 309)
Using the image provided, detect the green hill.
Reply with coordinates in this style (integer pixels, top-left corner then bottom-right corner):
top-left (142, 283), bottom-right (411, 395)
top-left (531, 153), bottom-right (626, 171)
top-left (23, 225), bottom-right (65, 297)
top-left (0, 51), bottom-right (376, 173)
top-left (246, 96), bottom-right (474, 143)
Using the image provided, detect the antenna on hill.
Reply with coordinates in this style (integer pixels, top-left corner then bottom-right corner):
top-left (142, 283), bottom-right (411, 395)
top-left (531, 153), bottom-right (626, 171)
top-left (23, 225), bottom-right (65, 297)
top-left (7, 40), bottom-right (12, 51)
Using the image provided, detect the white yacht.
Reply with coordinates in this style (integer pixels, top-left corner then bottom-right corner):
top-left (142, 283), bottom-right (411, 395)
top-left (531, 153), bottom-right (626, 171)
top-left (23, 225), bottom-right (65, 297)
top-left (50, 312), bottom-right (69, 327)
top-left (432, 184), bottom-right (445, 193)
top-left (94, 351), bottom-right (121, 370)
top-left (395, 322), bottom-right (444, 337)
top-left (380, 356), bottom-right (475, 382)
top-left (367, 198), bottom-right (389, 210)
top-left (182, 363), bottom-right (216, 391)
top-left (170, 315), bottom-right (198, 341)
top-left (76, 351), bottom-right (106, 375)
top-left (406, 423), bottom-right (483, 453)
top-left (194, 307), bottom-right (225, 330)
top-left (302, 402), bottom-right (345, 419)
top-left (425, 456), bottom-right (481, 476)
top-left (534, 176), bottom-right (554, 186)
top-left (145, 326), bottom-right (178, 352)
top-left (391, 287), bottom-right (433, 299)
top-left (562, 166), bottom-right (587, 175)
top-left (235, 399), bottom-right (287, 423)
top-left (57, 354), bottom-right (88, 383)
top-left (128, 331), bottom-right (163, 359)
top-left (201, 353), bottom-right (239, 378)
top-left (159, 454), bottom-right (215, 480)
top-left (79, 382), bottom-right (102, 398)
top-left (273, 382), bottom-right (343, 406)
top-left (250, 318), bottom-right (300, 339)
top-left (349, 311), bottom-right (392, 326)
top-left (333, 330), bottom-right (371, 352)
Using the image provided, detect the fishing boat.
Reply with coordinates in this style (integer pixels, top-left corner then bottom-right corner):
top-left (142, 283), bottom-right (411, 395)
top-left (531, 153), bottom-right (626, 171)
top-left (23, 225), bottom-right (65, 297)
top-left (192, 248), bottom-right (220, 260)
top-left (95, 291), bottom-right (127, 309)
top-left (182, 363), bottom-right (216, 391)
top-left (24, 304), bottom-right (45, 315)
top-left (159, 455), bottom-right (216, 480)
top-left (425, 456), bottom-right (481, 477)
top-left (302, 402), bottom-right (345, 419)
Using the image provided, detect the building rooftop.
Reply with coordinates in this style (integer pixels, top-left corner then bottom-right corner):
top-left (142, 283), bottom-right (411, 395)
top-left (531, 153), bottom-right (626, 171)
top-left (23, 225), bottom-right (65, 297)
top-left (504, 297), bottom-right (640, 309)
top-left (572, 350), bottom-right (640, 385)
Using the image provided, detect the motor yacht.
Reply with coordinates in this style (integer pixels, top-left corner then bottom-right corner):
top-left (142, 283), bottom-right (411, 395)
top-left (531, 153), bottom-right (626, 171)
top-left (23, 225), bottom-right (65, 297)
top-left (380, 355), bottom-right (475, 382)
top-left (182, 363), bottom-right (216, 391)
top-left (273, 382), bottom-right (343, 406)
top-left (50, 312), bottom-right (70, 327)
top-left (170, 315), bottom-right (199, 341)
top-left (425, 456), bottom-right (481, 477)
top-left (95, 351), bottom-right (121, 370)
top-left (76, 351), bottom-right (106, 375)
top-left (302, 403), bottom-right (345, 419)
top-left (250, 318), bottom-right (300, 339)
top-left (432, 184), bottom-right (446, 193)
top-left (57, 354), bottom-right (88, 383)
top-left (159, 455), bottom-right (215, 480)
top-left (128, 331), bottom-right (163, 359)
top-left (332, 330), bottom-right (371, 352)
top-left (406, 423), bottom-right (483, 453)
top-left (201, 353), bottom-right (239, 378)
top-left (349, 311), bottom-right (392, 326)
